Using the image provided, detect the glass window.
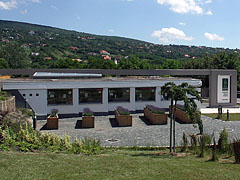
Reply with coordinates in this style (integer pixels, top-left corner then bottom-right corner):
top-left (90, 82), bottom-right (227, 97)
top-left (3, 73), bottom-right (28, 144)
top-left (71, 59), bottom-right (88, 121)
top-left (135, 87), bottom-right (156, 101)
top-left (79, 88), bottom-right (103, 103)
top-left (47, 89), bottom-right (73, 105)
top-left (108, 88), bottom-right (130, 102)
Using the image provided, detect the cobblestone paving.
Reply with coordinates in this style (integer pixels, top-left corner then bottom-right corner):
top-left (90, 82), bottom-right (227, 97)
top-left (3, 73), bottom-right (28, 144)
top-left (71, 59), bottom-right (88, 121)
top-left (37, 114), bottom-right (240, 147)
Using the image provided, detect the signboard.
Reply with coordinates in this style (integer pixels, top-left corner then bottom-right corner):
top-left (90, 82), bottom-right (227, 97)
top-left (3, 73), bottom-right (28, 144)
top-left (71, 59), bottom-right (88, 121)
top-left (217, 75), bottom-right (230, 103)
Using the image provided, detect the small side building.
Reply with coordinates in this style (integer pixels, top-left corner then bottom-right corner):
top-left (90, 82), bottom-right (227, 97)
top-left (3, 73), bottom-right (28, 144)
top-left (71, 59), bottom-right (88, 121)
top-left (1, 75), bottom-right (202, 119)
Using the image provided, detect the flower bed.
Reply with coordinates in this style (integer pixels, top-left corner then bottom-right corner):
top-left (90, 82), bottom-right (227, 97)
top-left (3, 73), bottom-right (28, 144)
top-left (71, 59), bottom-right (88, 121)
top-left (82, 108), bottom-right (94, 128)
top-left (169, 105), bottom-right (193, 123)
top-left (115, 106), bottom-right (132, 127)
top-left (144, 105), bottom-right (168, 125)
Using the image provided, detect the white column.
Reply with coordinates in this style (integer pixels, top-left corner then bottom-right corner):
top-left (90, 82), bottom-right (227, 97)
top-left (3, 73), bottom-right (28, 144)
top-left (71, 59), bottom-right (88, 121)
top-left (130, 87), bottom-right (135, 111)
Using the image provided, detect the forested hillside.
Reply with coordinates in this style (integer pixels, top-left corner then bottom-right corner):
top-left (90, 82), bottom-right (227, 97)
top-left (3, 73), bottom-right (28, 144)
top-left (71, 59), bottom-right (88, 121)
top-left (0, 20), bottom-right (239, 70)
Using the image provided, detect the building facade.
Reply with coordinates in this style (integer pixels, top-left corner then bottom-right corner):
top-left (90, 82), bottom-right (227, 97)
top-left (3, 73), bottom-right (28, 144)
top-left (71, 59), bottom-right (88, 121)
top-left (1, 77), bottom-right (202, 119)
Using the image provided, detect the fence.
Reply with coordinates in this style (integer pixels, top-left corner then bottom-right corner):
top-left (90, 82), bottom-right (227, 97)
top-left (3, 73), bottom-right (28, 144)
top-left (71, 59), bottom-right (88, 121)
top-left (0, 96), bottom-right (16, 114)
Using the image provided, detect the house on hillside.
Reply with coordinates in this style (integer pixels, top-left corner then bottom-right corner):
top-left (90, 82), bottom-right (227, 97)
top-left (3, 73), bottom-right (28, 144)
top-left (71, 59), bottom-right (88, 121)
top-left (100, 50), bottom-right (110, 55)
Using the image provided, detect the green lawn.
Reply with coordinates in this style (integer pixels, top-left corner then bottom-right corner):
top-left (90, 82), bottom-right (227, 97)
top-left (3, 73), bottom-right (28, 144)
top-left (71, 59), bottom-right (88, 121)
top-left (202, 113), bottom-right (240, 121)
top-left (1, 150), bottom-right (240, 180)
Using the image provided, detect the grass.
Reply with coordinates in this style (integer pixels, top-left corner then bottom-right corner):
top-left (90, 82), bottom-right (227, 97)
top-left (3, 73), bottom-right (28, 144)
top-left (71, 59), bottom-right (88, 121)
top-left (0, 149), bottom-right (240, 180)
top-left (202, 113), bottom-right (240, 121)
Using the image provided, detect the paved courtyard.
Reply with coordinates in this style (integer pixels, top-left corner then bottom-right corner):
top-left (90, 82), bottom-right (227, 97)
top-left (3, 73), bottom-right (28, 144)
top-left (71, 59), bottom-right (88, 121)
top-left (37, 114), bottom-right (240, 147)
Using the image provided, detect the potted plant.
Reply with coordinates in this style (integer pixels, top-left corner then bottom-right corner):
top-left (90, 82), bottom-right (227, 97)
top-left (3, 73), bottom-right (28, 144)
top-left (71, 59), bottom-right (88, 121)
top-left (115, 106), bottom-right (132, 127)
top-left (82, 108), bottom-right (94, 128)
top-left (169, 104), bottom-right (193, 123)
top-left (144, 105), bottom-right (168, 125)
top-left (47, 109), bottom-right (59, 129)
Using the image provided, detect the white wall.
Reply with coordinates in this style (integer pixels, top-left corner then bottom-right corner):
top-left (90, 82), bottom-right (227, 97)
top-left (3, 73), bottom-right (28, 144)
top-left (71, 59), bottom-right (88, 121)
top-left (19, 89), bottom-right (47, 116)
top-left (5, 79), bottom-right (202, 116)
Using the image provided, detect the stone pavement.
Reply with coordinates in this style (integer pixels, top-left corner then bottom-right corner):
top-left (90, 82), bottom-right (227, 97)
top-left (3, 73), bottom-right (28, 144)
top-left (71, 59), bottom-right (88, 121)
top-left (37, 113), bottom-right (240, 147)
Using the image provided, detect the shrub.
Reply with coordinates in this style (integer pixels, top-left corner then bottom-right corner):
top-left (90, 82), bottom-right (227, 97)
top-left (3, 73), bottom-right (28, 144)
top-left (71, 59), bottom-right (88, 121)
top-left (50, 109), bottom-right (58, 117)
top-left (211, 138), bottom-right (219, 162)
top-left (18, 108), bottom-right (34, 117)
top-left (116, 106), bottom-right (130, 115)
top-left (198, 134), bottom-right (207, 158)
top-left (189, 134), bottom-right (198, 154)
top-left (83, 108), bottom-right (94, 116)
top-left (218, 128), bottom-right (229, 154)
top-left (81, 137), bottom-right (101, 155)
top-left (146, 105), bottom-right (165, 114)
top-left (181, 132), bottom-right (188, 152)
top-left (232, 138), bottom-right (240, 163)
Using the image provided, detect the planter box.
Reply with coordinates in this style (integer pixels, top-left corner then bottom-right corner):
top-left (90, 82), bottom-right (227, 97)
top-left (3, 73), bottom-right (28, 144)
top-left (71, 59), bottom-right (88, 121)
top-left (144, 107), bottom-right (168, 125)
top-left (169, 106), bottom-right (193, 123)
top-left (82, 116), bottom-right (94, 128)
top-left (47, 115), bottom-right (59, 129)
top-left (115, 110), bottom-right (132, 127)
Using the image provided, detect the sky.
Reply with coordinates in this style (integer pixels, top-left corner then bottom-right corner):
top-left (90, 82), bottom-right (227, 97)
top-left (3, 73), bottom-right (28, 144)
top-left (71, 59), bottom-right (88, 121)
top-left (0, 0), bottom-right (239, 49)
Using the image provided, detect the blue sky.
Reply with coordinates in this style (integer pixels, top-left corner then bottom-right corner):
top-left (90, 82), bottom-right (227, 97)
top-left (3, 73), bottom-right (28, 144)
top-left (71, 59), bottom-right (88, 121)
top-left (0, 0), bottom-right (239, 49)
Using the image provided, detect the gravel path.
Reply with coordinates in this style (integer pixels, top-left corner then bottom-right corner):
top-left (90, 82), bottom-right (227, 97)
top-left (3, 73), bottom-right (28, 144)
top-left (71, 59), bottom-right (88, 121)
top-left (37, 114), bottom-right (240, 147)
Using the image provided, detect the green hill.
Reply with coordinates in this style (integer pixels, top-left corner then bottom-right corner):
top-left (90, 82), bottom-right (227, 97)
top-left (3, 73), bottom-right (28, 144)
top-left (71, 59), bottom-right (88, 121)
top-left (0, 19), bottom-right (239, 69)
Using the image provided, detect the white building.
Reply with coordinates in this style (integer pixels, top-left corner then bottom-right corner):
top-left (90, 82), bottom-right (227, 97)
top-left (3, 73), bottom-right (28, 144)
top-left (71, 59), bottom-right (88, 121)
top-left (1, 75), bottom-right (202, 119)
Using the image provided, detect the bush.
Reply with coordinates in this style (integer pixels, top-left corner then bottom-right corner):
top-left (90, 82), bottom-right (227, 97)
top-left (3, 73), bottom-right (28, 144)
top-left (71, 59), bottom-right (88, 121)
top-left (211, 138), bottom-right (219, 162)
top-left (116, 106), bottom-right (130, 115)
top-left (181, 132), bottom-right (188, 152)
top-left (18, 108), bottom-right (34, 117)
top-left (0, 122), bottom-right (101, 155)
top-left (83, 108), bottom-right (94, 116)
top-left (189, 134), bottom-right (198, 154)
top-left (198, 134), bottom-right (209, 158)
top-left (146, 105), bottom-right (165, 114)
top-left (218, 128), bottom-right (229, 154)
top-left (232, 138), bottom-right (240, 163)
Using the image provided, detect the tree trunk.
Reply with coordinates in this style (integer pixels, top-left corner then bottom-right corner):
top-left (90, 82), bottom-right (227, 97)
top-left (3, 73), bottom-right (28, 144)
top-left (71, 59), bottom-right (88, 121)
top-left (169, 98), bottom-right (173, 153)
top-left (173, 100), bottom-right (177, 153)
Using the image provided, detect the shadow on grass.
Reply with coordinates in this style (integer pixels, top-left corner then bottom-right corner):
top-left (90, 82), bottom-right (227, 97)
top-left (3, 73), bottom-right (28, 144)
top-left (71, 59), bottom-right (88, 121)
top-left (130, 152), bottom-right (183, 159)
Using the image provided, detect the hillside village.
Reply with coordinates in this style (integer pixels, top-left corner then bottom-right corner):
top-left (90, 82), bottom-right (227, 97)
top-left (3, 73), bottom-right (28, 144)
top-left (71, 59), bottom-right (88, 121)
top-left (1, 20), bottom-right (240, 69)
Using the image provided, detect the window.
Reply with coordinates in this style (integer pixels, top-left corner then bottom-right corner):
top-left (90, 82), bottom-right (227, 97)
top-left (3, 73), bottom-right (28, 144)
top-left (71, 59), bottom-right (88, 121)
top-left (47, 89), bottom-right (73, 105)
top-left (79, 88), bottom-right (103, 103)
top-left (135, 87), bottom-right (156, 101)
top-left (36, 93), bottom-right (39, 96)
top-left (108, 88), bottom-right (130, 102)
top-left (29, 94), bottom-right (32, 96)
top-left (22, 94), bottom-right (26, 97)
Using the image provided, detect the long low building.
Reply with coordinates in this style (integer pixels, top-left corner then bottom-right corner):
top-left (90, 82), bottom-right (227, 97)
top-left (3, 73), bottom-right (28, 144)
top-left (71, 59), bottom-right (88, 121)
top-left (1, 75), bottom-right (202, 119)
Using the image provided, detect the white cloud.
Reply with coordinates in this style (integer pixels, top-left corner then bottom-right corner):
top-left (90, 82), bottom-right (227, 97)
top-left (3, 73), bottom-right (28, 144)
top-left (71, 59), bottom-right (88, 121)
top-left (20, 8), bottom-right (27, 14)
top-left (50, 5), bottom-right (57, 10)
top-left (0, 0), bottom-right (17, 10)
top-left (206, 10), bottom-right (213, 15)
top-left (179, 22), bottom-right (186, 26)
top-left (157, 0), bottom-right (212, 15)
top-left (108, 29), bottom-right (114, 33)
top-left (204, 32), bottom-right (224, 41)
top-left (204, 0), bottom-right (212, 4)
top-left (152, 27), bottom-right (193, 43)
top-left (0, 0), bottom-right (40, 10)
top-left (30, 0), bottom-right (40, 2)
top-left (76, 16), bottom-right (80, 20)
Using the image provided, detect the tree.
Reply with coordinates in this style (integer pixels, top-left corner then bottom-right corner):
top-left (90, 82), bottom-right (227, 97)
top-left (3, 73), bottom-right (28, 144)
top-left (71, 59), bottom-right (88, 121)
top-left (161, 82), bottom-right (202, 153)
top-left (0, 58), bottom-right (9, 69)
top-left (0, 42), bottom-right (31, 69)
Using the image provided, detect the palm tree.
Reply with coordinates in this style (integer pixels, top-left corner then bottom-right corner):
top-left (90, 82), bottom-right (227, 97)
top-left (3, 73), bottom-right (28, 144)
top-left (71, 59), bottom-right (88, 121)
top-left (161, 82), bottom-right (202, 153)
